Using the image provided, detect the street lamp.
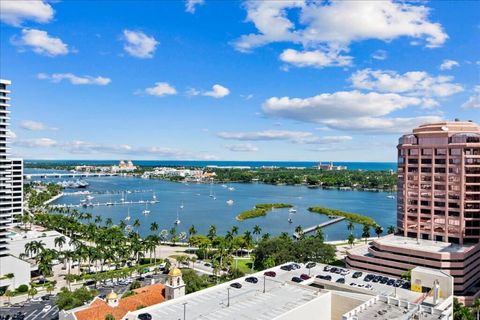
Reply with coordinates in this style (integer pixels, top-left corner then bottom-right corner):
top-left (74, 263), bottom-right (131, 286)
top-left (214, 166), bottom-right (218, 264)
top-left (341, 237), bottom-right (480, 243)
top-left (263, 275), bottom-right (266, 293)
top-left (183, 302), bottom-right (187, 320)
top-left (227, 287), bottom-right (231, 307)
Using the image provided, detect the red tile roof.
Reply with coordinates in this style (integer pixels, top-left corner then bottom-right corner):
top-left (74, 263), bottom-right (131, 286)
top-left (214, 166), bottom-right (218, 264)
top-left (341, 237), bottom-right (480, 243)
top-left (74, 283), bottom-right (165, 320)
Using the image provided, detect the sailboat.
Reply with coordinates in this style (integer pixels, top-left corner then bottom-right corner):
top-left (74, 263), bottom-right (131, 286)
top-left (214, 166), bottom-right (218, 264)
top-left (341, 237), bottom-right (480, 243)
top-left (213, 192), bottom-right (216, 200)
top-left (180, 201), bottom-right (184, 209)
top-left (288, 211), bottom-right (293, 224)
top-left (120, 191), bottom-right (125, 203)
top-left (386, 193), bottom-right (395, 199)
top-left (209, 184), bottom-right (214, 198)
top-left (125, 208), bottom-right (131, 221)
top-left (142, 202), bottom-right (150, 216)
top-left (152, 192), bottom-right (157, 202)
top-left (174, 209), bottom-right (181, 225)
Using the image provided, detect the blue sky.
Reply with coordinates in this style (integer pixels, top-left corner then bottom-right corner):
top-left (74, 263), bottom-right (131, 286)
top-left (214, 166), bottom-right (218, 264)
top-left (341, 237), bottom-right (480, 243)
top-left (1, 0), bottom-right (479, 161)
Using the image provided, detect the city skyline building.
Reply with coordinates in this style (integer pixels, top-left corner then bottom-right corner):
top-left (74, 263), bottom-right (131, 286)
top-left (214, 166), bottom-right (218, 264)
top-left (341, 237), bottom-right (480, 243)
top-left (0, 79), bottom-right (28, 290)
top-left (346, 120), bottom-right (480, 305)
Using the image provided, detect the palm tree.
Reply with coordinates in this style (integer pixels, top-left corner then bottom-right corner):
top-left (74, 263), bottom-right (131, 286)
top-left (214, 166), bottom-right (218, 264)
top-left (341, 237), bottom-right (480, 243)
top-left (207, 225), bottom-right (217, 242)
top-left (252, 225), bottom-right (262, 243)
top-left (347, 221), bottom-right (355, 235)
top-left (188, 225), bottom-right (197, 238)
top-left (362, 225), bottom-right (371, 244)
top-left (105, 217), bottom-right (113, 227)
top-left (374, 225), bottom-right (383, 238)
top-left (348, 234), bottom-right (355, 248)
top-left (94, 215), bottom-right (102, 225)
top-left (243, 231), bottom-right (253, 257)
top-left (387, 225), bottom-right (396, 234)
top-left (473, 298), bottom-right (480, 320)
top-left (28, 286), bottom-right (38, 299)
top-left (54, 236), bottom-right (66, 252)
top-left (133, 219), bottom-right (141, 234)
top-left (261, 233), bottom-right (270, 241)
top-left (231, 226), bottom-right (239, 236)
top-left (150, 222), bottom-right (159, 234)
top-left (294, 225), bottom-right (304, 240)
top-left (5, 290), bottom-right (13, 304)
top-left (46, 282), bottom-right (55, 296)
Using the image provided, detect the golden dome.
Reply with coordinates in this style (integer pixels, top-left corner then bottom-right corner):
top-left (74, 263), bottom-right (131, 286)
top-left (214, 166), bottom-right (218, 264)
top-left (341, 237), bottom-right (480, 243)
top-left (106, 290), bottom-right (118, 300)
top-left (168, 267), bottom-right (182, 277)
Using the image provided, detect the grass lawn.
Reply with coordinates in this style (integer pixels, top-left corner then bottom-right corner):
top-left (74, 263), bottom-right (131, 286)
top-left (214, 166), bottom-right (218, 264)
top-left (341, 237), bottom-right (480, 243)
top-left (233, 258), bottom-right (257, 274)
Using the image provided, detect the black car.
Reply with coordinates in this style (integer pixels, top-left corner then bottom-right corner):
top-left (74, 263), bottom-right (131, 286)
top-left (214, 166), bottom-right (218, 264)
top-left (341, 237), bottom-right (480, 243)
top-left (394, 280), bottom-right (403, 288)
top-left (352, 272), bottom-right (363, 278)
top-left (83, 280), bottom-right (96, 286)
top-left (136, 276), bottom-right (145, 281)
top-left (138, 313), bottom-right (152, 320)
top-left (291, 263), bottom-right (301, 270)
top-left (363, 274), bottom-right (374, 282)
top-left (372, 276), bottom-right (382, 283)
top-left (402, 281), bottom-right (411, 289)
top-left (330, 267), bottom-right (338, 273)
top-left (306, 262), bottom-right (316, 269)
top-left (245, 277), bottom-right (258, 284)
top-left (280, 265), bottom-right (293, 271)
top-left (291, 276), bottom-right (303, 283)
top-left (380, 277), bottom-right (389, 284)
top-left (323, 275), bottom-right (332, 281)
top-left (323, 265), bottom-right (331, 272)
top-left (230, 282), bottom-right (242, 289)
top-left (336, 278), bottom-right (345, 284)
top-left (386, 279), bottom-right (395, 286)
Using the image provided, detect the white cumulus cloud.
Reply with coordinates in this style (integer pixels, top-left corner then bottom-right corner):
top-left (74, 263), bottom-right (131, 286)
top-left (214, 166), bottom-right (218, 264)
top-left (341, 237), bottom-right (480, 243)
top-left (280, 48), bottom-right (352, 68)
top-left (234, 1), bottom-right (447, 68)
top-left (350, 69), bottom-right (463, 99)
top-left (185, 0), bottom-right (204, 13)
top-left (439, 59), bottom-right (459, 70)
top-left (217, 130), bottom-right (351, 145)
top-left (188, 84), bottom-right (230, 98)
top-left (224, 143), bottom-right (259, 152)
top-left (37, 73), bottom-right (111, 86)
top-left (462, 85), bottom-right (480, 109)
top-left (142, 82), bottom-right (177, 97)
top-left (123, 30), bottom-right (158, 59)
top-left (14, 29), bottom-right (68, 56)
top-left (0, 0), bottom-right (54, 26)
top-left (371, 50), bottom-right (387, 60)
top-left (20, 120), bottom-right (58, 131)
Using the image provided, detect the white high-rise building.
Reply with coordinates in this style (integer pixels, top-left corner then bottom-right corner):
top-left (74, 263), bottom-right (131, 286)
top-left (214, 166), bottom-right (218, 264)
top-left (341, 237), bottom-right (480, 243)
top-left (0, 79), bottom-right (29, 290)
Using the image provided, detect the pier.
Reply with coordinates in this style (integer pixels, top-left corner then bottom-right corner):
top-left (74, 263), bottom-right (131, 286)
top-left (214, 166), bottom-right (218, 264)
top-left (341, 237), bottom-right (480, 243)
top-left (49, 200), bottom-right (160, 209)
top-left (293, 216), bottom-right (345, 239)
top-left (25, 173), bottom-right (118, 179)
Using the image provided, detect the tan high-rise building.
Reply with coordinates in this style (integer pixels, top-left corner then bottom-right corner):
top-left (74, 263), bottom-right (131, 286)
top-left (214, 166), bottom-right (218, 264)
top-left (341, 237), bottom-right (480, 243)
top-left (397, 121), bottom-right (480, 245)
top-left (346, 121), bottom-right (480, 305)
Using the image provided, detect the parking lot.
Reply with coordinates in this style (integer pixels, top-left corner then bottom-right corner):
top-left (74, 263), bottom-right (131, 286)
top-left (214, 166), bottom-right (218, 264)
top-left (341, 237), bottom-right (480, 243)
top-left (269, 262), bottom-right (420, 302)
top-left (0, 272), bottom-right (168, 320)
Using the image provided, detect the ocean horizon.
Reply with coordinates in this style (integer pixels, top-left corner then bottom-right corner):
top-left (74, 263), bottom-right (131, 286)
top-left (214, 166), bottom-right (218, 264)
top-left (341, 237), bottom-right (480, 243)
top-left (25, 160), bottom-right (397, 171)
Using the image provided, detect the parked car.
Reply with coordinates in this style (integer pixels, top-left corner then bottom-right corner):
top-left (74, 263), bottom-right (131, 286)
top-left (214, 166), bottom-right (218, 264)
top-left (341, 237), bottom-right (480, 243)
top-left (30, 297), bottom-right (42, 302)
top-left (336, 278), bottom-right (345, 284)
top-left (306, 262), bottom-right (316, 269)
top-left (402, 281), bottom-right (411, 289)
top-left (42, 305), bottom-right (52, 313)
top-left (291, 276), bottom-right (303, 283)
top-left (387, 279), bottom-right (395, 286)
top-left (372, 276), bottom-right (382, 283)
top-left (363, 274), bottom-right (374, 282)
top-left (291, 263), bottom-right (301, 270)
top-left (245, 277), bottom-right (258, 284)
top-left (230, 282), bottom-right (242, 289)
top-left (323, 266), bottom-right (331, 272)
top-left (138, 313), bottom-right (153, 320)
top-left (352, 271), bottom-right (363, 278)
top-left (380, 277), bottom-right (389, 284)
top-left (300, 274), bottom-right (311, 280)
top-left (280, 265), bottom-right (294, 271)
top-left (329, 267), bottom-right (338, 273)
top-left (264, 271), bottom-right (276, 277)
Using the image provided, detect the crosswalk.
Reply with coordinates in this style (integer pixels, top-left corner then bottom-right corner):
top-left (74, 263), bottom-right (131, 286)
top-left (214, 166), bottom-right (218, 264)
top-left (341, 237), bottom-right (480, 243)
top-left (23, 305), bottom-right (59, 320)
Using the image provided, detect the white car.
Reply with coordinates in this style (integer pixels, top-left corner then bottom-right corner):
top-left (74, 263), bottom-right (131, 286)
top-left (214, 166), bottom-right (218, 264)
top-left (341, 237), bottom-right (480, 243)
top-left (42, 305), bottom-right (52, 313)
top-left (30, 297), bottom-right (42, 302)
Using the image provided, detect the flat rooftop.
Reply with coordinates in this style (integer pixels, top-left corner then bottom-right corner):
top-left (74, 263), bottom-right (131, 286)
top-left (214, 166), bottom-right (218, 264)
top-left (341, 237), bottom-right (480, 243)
top-left (7, 229), bottom-right (74, 259)
top-left (375, 235), bottom-right (475, 254)
top-left (127, 261), bottom-right (426, 320)
top-left (127, 276), bottom-right (323, 320)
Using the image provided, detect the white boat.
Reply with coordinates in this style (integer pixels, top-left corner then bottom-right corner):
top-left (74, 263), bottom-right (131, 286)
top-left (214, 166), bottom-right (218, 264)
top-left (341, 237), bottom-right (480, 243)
top-left (226, 199), bottom-right (234, 206)
top-left (213, 192), bottom-right (216, 200)
top-left (106, 202), bottom-right (113, 206)
top-left (288, 208), bottom-right (297, 213)
top-left (86, 195), bottom-right (94, 201)
top-left (386, 195), bottom-right (395, 199)
top-left (209, 184), bottom-right (214, 197)
top-left (180, 202), bottom-right (184, 209)
top-left (142, 203), bottom-right (150, 216)
top-left (174, 210), bottom-right (181, 225)
top-left (221, 184), bottom-right (228, 188)
top-left (125, 209), bottom-right (131, 221)
top-left (288, 211), bottom-right (293, 223)
top-left (228, 187), bottom-right (235, 191)
top-left (152, 193), bottom-right (157, 201)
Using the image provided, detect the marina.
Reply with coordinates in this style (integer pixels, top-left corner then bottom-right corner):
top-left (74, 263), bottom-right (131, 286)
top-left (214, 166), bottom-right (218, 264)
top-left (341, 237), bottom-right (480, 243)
top-left (28, 169), bottom-right (396, 241)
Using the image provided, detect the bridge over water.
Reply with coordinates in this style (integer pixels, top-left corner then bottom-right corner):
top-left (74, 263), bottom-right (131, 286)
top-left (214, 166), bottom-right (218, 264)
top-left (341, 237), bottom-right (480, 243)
top-left (293, 216), bottom-right (346, 239)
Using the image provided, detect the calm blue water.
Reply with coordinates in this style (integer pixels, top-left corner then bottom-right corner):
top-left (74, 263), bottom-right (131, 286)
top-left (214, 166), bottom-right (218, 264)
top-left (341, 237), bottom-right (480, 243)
top-left (25, 160), bottom-right (396, 171)
top-left (29, 171), bottom-right (397, 241)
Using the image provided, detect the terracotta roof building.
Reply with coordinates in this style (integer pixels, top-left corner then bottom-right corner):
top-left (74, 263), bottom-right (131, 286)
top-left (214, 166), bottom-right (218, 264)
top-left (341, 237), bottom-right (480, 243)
top-left (59, 283), bottom-right (166, 320)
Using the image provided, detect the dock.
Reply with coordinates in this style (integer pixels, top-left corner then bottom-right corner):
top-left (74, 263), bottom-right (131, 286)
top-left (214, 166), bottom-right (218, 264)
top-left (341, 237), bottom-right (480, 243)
top-left (293, 216), bottom-right (345, 239)
top-left (49, 200), bottom-right (160, 209)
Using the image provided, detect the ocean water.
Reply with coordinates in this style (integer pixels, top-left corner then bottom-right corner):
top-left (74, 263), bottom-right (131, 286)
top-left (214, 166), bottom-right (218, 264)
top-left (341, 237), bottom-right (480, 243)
top-left (33, 174), bottom-right (397, 241)
top-left (26, 160), bottom-right (396, 171)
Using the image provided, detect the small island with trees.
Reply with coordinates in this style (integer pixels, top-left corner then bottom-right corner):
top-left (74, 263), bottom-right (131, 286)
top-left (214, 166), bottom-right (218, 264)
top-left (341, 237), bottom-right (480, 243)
top-left (308, 206), bottom-right (377, 226)
top-left (236, 203), bottom-right (293, 221)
